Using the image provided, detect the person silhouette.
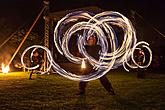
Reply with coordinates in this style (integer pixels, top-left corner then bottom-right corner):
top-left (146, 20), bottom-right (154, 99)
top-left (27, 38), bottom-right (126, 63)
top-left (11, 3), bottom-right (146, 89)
top-left (29, 49), bottom-right (43, 80)
top-left (77, 36), bottom-right (115, 95)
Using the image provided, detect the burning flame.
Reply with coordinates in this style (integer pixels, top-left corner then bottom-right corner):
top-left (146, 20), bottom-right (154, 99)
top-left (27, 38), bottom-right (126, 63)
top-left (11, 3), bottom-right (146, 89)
top-left (81, 59), bottom-right (86, 69)
top-left (2, 63), bottom-right (10, 73)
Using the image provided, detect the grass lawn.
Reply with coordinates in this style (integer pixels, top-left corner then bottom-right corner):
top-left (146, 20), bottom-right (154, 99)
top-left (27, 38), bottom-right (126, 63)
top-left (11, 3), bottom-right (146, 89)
top-left (0, 71), bottom-right (165, 110)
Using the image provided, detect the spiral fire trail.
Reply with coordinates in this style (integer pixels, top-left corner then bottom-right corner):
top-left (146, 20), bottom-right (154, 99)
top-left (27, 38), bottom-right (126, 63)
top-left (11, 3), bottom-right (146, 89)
top-left (21, 11), bottom-right (152, 81)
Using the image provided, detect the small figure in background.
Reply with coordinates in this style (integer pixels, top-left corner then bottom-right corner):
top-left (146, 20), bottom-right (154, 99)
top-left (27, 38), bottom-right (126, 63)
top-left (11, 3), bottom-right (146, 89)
top-left (135, 49), bottom-right (145, 78)
top-left (29, 49), bottom-right (43, 80)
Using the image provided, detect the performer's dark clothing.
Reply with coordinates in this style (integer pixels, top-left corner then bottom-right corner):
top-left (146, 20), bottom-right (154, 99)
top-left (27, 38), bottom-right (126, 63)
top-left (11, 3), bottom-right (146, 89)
top-left (29, 55), bottom-right (42, 79)
top-left (135, 50), bottom-right (145, 79)
top-left (78, 45), bottom-right (115, 95)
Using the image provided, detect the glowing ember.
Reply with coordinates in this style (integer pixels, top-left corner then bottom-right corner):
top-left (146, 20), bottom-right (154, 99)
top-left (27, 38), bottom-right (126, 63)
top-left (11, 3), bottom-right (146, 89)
top-left (81, 59), bottom-right (86, 69)
top-left (2, 63), bottom-right (10, 73)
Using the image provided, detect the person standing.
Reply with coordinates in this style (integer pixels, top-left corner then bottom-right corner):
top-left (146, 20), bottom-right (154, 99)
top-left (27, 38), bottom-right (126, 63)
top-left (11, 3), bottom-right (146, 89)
top-left (29, 49), bottom-right (43, 80)
top-left (77, 36), bottom-right (115, 95)
top-left (136, 49), bottom-right (145, 78)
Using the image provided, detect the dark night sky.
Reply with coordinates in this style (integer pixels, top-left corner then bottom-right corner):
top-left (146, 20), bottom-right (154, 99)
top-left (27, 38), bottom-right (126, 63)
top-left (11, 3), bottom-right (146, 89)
top-left (0, 0), bottom-right (165, 27)
top-left (0, 0), bottom-right (165, 43)
top-left (0, 0), bottom-right (164, 32)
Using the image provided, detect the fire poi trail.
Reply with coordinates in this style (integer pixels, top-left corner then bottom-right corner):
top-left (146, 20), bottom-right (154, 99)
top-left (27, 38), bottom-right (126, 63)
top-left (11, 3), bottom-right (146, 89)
top-left (21, 11), bottom-right (152, 81)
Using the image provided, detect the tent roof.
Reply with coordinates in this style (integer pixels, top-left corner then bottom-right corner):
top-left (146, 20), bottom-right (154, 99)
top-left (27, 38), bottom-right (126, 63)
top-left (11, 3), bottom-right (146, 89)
top-left (49, 6), bottom-right (104, 21)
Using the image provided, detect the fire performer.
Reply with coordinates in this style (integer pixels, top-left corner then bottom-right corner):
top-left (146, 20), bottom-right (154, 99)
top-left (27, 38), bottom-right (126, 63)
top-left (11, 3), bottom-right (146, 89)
top-left (136, 49), bottom-right (145, 78)
top-left (77, 36), bottom-right (115, 95)
top-left (29, 49), bottom-right (43, 80)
